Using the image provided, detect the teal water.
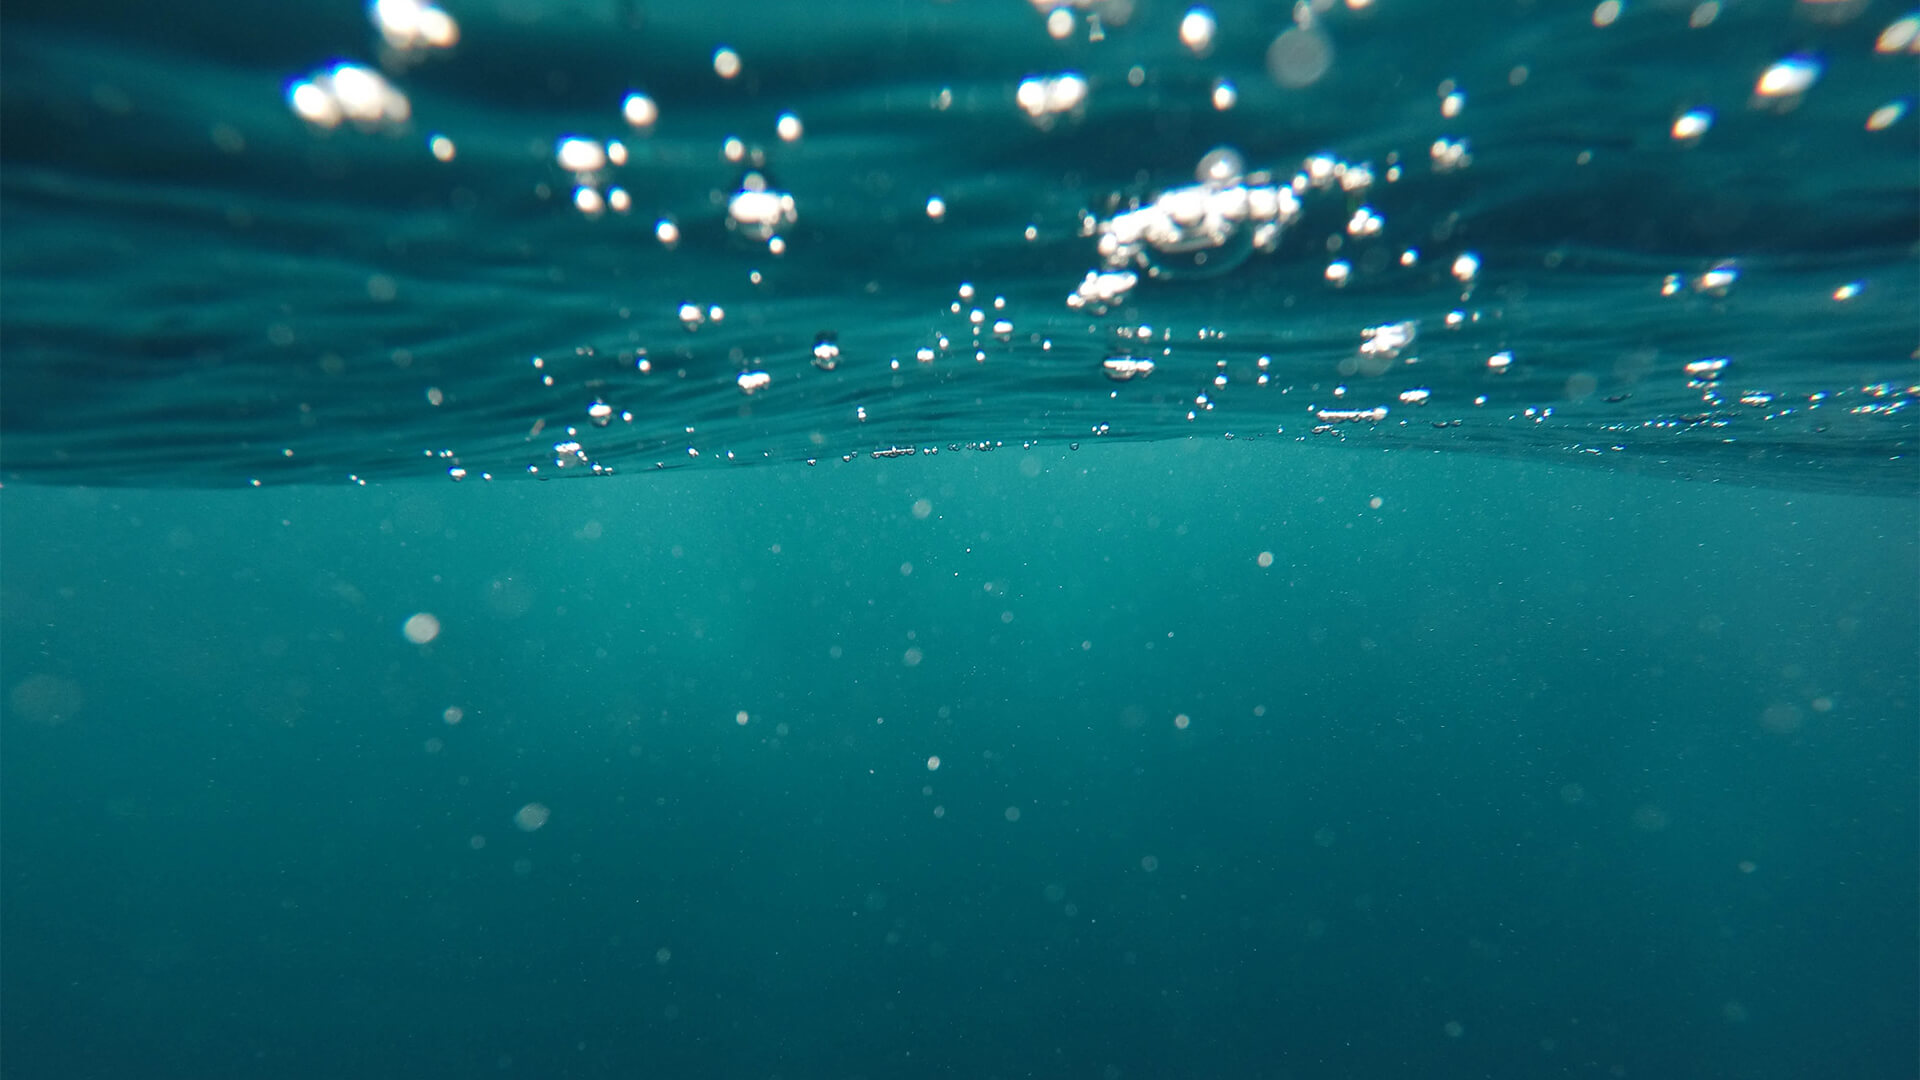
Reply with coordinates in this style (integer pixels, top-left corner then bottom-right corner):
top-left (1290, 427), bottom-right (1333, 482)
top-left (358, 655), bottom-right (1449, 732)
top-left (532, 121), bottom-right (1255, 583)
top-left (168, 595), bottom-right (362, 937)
top-left (3, 442), bottom-right (1916, 1078)
top-left (3, 0), bottom-right (1919, 1077)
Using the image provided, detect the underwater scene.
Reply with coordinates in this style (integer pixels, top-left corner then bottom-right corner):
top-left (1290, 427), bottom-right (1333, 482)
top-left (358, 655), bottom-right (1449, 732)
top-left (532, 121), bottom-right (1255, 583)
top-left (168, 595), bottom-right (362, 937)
top-left (1, 0), bottom-right (1915, 1078)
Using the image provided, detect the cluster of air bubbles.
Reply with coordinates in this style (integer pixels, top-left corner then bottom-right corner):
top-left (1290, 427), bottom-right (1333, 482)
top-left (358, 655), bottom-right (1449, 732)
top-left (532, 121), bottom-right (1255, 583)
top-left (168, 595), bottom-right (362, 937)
top-left (1016, 74), bottom-right (1089, 126)
top-left (1079, 144), bottom-right (1408, 307)
top-left (287, 63), bottom-right (411, 130)
top-left (371, 0), bottom-right (458, 57)
top-left (727, 171), bottom-right (798, 247)
top-left (1430, 137), bottom-right (1471, 172)
top-left (1085, 146), bottom-right (1301, 287)
top-left (554, 137), bottom-right (633, 217)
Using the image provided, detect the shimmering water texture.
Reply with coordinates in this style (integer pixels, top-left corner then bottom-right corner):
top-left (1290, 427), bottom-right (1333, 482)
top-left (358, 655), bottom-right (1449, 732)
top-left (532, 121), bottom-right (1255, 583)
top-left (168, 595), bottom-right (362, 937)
top-left (3, 0), bottom-right (1916, 491)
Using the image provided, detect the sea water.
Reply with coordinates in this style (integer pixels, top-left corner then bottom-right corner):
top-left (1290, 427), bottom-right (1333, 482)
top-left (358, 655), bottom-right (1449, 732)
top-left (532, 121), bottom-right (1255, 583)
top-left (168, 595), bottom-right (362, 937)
top-left (1, 1), bottom-right (1916, 1078)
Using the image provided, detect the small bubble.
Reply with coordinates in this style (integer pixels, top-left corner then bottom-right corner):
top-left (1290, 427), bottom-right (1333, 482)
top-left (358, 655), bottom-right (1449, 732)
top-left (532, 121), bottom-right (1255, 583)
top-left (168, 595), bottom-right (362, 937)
top-left (402, 612), bottom-right (441, 644)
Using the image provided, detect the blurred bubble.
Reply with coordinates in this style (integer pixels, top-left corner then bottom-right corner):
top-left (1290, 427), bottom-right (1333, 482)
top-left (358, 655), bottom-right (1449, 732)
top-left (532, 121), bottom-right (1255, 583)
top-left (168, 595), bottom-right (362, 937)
top-left (8, 674), bottom-right (85, 726)
top-left (402, 612), bottom-right (440, 644)
top-left (622, 92), bottom-right (658, 130)
top-left (1179, 8), bottom-right (1216, 55)
top-left (1266, 27), bottom-right (1333, 88)
top-left (513, 802), bottom-right (550, 831)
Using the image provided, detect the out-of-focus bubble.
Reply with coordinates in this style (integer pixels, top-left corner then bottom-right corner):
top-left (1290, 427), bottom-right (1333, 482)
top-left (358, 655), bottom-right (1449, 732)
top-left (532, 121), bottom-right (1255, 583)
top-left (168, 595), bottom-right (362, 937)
top-left (288, 63), bottom-right (411, 129)
top-left (1671, 108), bottom-right (1713, 140)
top-left (1047, 7), bottom-right (1075, 38)
top-left (714, 47), bottom-right (742, 79)
top-left (1441, 91), bottom-right (1465, 118)
top-left (371, 0), bottom-right (459, 52)
top-left (1360, 321), bottom-right (1415, 363)
top-left (655, 219), bottom-right (680, 247)
top-left (622, 92), bottom-right (658, 130)
top-left (926, 195), bottom-right (947, 220)
top-left (812, 332), bottom-right (841, 370)
top-left (1211, 79), bottom-right (1237, 110)
top-left (1689, 2), bottom-right (1720, 27)
top-left (1877, 14), bottom-right (1920, 51)
top-left (1694, 262), bottom-right (1738, 295)
top-left (606, 141), bottom-right (628, 166)
top-left (728, 172), bottom-right (797, 240)
top-left (513, 802), bottom-right (551, 832)
top-left (1195, 146), bottom-right (1243, 188)
top-left (555, 137), bottom-right (606, 174)
top-left (1754, 55), bottom-right (1821, 99)
top-left (1430, 137), bottom-right (1471, 172)
top-left (607, 188), bottom-right (631, 213)
top-left (722, 136), bottom-right (746, 163)
top-left (1016, 74), bottom-right (1088, 124)
top-left (1179, 8), bottom-right (1216, 55)
top-left (1324, 260), bottom-right (1351, 285)
top-left (1452, 252), bottom-right (1481, 282)
top-left (737, 371), bottom-right (771, 395)
top-left (428, 133), bottom-right (455, 160)
top-left (402, 612), bottom-right (441, 644)
top-left (1266, 26), bottom-right (1333, 88)
top-left (1068, 270), bottom-right (1138, 310)
top-left (1866, 101), bottom-right (1907, 130)
top-left (8, 674), bottom-right (85, 726)
top-left (776, 113), bottom-right (803, 141)
top-left (1592, 0), bottom-right (1621, 27)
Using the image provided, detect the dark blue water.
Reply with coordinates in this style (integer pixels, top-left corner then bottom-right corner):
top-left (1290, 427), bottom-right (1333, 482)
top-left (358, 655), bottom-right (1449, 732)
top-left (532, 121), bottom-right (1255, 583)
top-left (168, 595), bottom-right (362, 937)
top-left (2, 2), bottom-right (1917, 1078)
